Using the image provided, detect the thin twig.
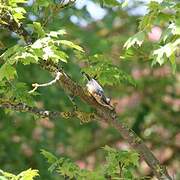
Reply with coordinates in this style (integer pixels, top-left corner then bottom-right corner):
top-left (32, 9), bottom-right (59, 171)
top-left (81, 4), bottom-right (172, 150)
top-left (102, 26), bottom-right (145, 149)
top-left (28, 71), bottom-right (62, 93)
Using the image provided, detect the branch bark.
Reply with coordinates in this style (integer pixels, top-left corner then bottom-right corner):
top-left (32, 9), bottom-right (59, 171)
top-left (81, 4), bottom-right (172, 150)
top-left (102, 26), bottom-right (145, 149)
top-left (0, 100), bottom-right (97, 123)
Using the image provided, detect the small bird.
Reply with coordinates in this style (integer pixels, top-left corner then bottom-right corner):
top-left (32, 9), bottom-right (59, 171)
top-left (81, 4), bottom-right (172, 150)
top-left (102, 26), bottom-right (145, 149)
top-left (82, 72), bottom-right (114, 110)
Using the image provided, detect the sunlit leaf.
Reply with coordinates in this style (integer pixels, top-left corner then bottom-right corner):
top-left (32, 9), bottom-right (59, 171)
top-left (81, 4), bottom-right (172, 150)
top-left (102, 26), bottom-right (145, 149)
top-left (17, 168), bottom-right (39, 180)
top-left (57, 40), bottom-right (84, 52)
top-left (49, 29), bottom-right (67, 38)
top-left (124, 31), bottom-right (145, 49)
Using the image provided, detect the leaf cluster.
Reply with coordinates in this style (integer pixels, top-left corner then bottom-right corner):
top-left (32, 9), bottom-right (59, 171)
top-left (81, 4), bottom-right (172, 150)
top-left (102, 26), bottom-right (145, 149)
top-left (123, 0), bottom-right (180, 72)
top-left (81, 54), bottom-right (136, 87)
top-left (41, 146), bottom-right (139, 180)
top-left (0, 168), bottom-right (39, 180)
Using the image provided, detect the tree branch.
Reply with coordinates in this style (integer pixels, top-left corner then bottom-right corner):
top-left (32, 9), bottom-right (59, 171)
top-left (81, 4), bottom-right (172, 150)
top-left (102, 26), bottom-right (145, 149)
top-left (0, 100), bottom-right (96, 123)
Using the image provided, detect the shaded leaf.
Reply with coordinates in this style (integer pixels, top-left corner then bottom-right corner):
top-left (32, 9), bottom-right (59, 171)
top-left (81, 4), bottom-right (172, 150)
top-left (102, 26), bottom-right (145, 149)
top-left (41, 149), bottom-right (58, 164)
top-left (0, 64), bottom-right (17, 81)
top-left (102, 0), bottom-right (120, 6)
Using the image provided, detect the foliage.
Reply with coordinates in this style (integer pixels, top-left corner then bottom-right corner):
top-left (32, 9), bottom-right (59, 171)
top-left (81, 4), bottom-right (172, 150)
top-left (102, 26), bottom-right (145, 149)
top-left (81, 54), bottom-right (136, 86)
top-left (0, 27), bottom-right (83, 81)
top-left (123, 0), bottom-right (180, 72)
top-left (0, 168), bottom-right (39, 180)
top-left (41, 147), bottom-right (139, 179)
top-left (0, 0), bottom-right (27, 25)
top-left (103, 145), bottom-right (139, 179)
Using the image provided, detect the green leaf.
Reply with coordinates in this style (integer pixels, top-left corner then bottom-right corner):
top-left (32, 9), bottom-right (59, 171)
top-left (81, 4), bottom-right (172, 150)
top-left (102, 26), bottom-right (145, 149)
top-left (57, 40), bottom-right (84, 52)
top-left (13, 7), bottom-right (26, 15)
top-left (0, 168), bottom-right (39, 180)
top-left (0, 169), bottom-right (16, 179)
top-left (41, 149), bottom-right (58, 164)
top-left (122, 0), bottom-right (128, 8)
top-left (17, 168), bottom-right (39, 180)
top-left (152, 39), bottom-right (180, 69)
top-left (102, 0), bottom-right (120, 6)
top-left (57, 159), bottom-right (80, 179)
top-left (35, 0), bottom-right (50, 7)
top-left (161, 22), bottom-right (180, 42)
top-left (33, 22), bottom-right (46, 38)
top-left (31, 48), bottom-right (44, 60)
top-left (48, 159), bottom-right (63, 173)
top-left (168, 22), bottom-right (180, 35)
top-left (103, 145), bottom-right (116, 153)
top-left (129, 152), bottom-right (139, 167)
top-left (83, 62), bottom-right (136, 86)
top-left (153, 43), bottom-right (173, 65)
top-left (49, 29), bottom-right (67, 38)
top-left (169, 52), bottom-right (176, 74)
top-left (17, 51), bottom-right (39, 65)
top-left (124, 31), bottom-right (145, 49)
top-left (0, 45), bottom-right (24, 64)
top-left (9, 0), bottom-right (27, 5)
top-left (31, 37), bottom-right (51, 49)
top-left (11, 82), bottom-right (35, 105)
top-left (103, 146), bottom-right (139, 178)
top-left (138, 2), bottom-right (160, 31)
top-left (0, 64), bottom-right (17, 81)
top-left (53, 50), bottom-right (68, 63)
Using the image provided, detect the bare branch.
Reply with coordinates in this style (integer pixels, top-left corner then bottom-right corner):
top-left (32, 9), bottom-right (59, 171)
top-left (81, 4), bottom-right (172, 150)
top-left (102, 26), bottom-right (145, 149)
top-left (28, 71), bottom-right (62, 93)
